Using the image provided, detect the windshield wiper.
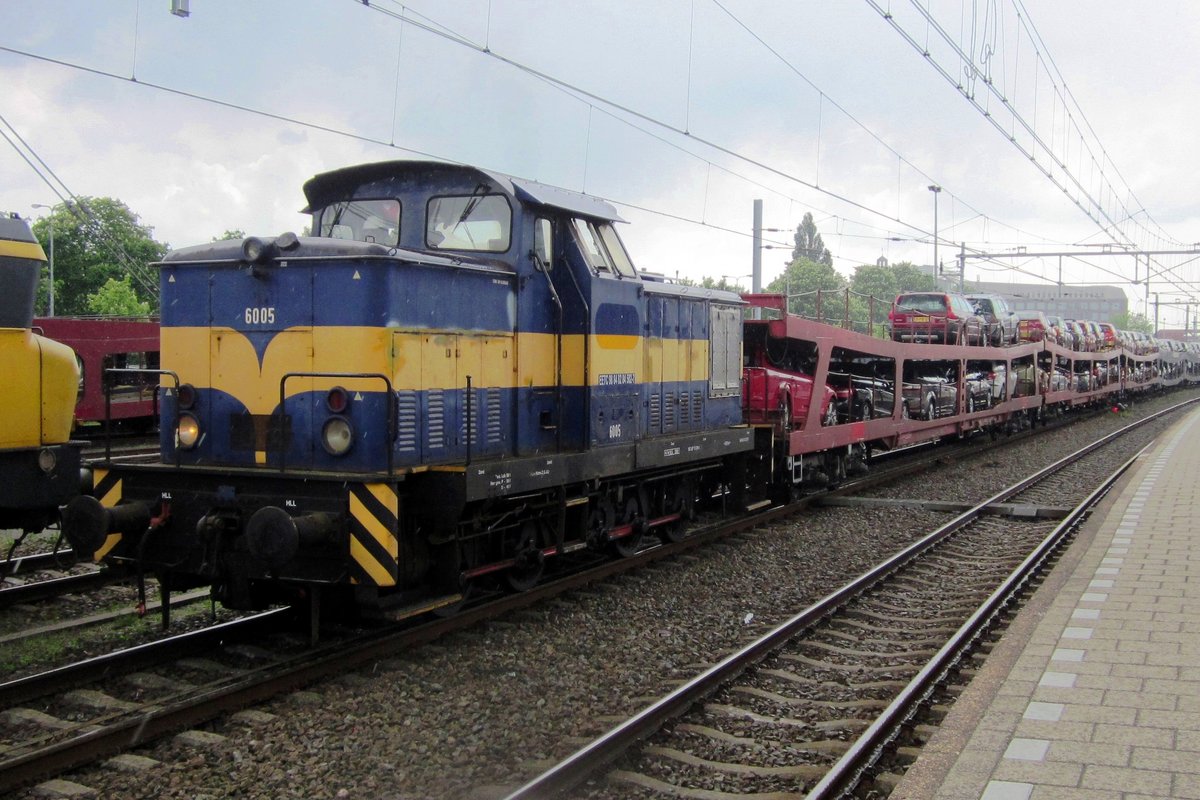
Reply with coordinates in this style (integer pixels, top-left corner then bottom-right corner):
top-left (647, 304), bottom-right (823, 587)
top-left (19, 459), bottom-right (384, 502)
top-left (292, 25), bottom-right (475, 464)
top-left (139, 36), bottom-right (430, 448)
top-left (455, 183), bottom-right (489, 227)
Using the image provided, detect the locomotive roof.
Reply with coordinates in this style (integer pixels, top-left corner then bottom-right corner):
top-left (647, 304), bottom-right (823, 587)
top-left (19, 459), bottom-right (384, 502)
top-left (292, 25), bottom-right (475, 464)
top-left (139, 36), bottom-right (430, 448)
top-left (0, 214), bottom-right (39, 248)
top-left (302, 160), bottom-right (626, 223)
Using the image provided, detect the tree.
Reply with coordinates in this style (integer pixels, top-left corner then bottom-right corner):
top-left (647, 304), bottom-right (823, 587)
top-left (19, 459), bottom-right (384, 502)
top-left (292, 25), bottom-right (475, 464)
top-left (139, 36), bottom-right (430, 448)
top-left (30, 198), bottom-right (167, 316)
top-left (790, 212), bottom-right (832, 266)
top-left (677, 275), bottom-right (746, 292)
top-left (86, 276), bottom-right (152, 316)
top-left (767, 256), bottom-right (846, 323)
top-left (847, 261), bottom-right (937, 333)
top-left (212, 229), bottom-right (246, 242)
top-left (1110, 311), bottom-right (1153, 333)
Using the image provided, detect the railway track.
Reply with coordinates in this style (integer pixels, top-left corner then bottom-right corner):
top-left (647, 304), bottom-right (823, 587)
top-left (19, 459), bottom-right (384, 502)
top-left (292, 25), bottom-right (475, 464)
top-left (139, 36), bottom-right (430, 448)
top-left (1, 398), bottom-right (1189, 796)
top-left (503, 399), bottom-right (1195, 800)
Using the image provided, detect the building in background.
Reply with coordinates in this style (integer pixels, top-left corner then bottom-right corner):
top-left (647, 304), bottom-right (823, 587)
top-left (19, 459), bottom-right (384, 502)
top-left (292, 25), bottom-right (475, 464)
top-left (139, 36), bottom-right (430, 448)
top-left (938, 279), bottom-right (1128, 321)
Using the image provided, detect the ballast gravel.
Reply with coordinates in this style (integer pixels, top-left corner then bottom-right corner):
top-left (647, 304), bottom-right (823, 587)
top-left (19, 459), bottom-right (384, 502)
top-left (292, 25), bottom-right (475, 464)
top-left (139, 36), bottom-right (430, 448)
top-left (17, 389), bottom-right (1197, 800)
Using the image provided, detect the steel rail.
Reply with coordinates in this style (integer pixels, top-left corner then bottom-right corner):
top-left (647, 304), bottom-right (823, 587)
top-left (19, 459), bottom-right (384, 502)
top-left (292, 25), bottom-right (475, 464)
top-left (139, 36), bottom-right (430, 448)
top-left (0, 609), bottom-right (289, 709)
top-left (501, 397), bottom-right (1198, 800)
top-left (0, 569), bottom-right (126, 609)
top-left (6, 398), bottom-right (1193, 795)
top-left (0, 502), bottom-right (787, 794)
top-left (804, 443), bottom-right (1150, 798)
top-left (1, 549), bottom-right (78, 577)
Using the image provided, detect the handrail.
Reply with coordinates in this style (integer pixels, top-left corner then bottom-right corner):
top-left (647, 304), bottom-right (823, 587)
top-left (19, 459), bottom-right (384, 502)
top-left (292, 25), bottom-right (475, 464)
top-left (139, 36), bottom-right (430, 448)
top-left (102, 368), bottom-right (179, 465)
top-left (277, 372), bottom-right (395, 477)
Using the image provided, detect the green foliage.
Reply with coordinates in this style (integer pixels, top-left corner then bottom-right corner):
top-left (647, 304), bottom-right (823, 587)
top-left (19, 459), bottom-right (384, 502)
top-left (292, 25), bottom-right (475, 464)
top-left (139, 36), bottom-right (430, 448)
top-left (677, 275), bottom-right (747, 292)
top-left (212, 229), bottom-right (246, 242)
top-left (31, 198), bottom-right (166, 316)
top-left (1110, 311), bottom-right (1154, 333)
top-left (848, 261), bottom-right (938, 332)
top-left (86, 276), bottom-right (152, 316)
top-left (790, 212), bottom-right (832, 266)
top-left (767, 256), bottom-right (847, 324)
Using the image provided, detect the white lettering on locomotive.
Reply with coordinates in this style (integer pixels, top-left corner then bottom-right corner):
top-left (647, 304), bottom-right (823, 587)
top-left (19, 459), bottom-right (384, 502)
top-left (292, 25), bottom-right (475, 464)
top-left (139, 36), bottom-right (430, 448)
top-left (243, 307), bottom-right (276, 325)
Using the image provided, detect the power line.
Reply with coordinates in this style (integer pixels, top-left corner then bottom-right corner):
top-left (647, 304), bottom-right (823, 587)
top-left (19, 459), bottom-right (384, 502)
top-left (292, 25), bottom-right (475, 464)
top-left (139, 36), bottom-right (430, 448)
top-left (0, 112), bottom-right (159, 300)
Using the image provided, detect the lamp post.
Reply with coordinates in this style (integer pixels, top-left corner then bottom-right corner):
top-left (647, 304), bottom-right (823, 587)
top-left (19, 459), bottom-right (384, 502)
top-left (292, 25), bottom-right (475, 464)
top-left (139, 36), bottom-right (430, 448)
top-left (31, 203), bottom-right (54, 317)
top-left (928, 185), bottom-right (941, 284)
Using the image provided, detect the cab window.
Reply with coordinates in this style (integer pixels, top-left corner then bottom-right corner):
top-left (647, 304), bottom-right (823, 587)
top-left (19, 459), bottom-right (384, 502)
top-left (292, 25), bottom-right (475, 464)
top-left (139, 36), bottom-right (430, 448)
top-left (534, 217), bottom-right (553, 270)
top-left (571, 219), bottom-right (637, 278)
top-left (314, 198), bottom-right (400, 246)
top-left (426, 194), bottom-right (511, 252)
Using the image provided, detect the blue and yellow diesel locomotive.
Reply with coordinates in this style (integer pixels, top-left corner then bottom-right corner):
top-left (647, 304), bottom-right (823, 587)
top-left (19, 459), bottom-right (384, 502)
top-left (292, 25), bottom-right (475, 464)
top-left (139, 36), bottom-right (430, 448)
top-left (0, 214), bottom-right (82, 533)
top-left (63, 161), bottom-right (753, 614)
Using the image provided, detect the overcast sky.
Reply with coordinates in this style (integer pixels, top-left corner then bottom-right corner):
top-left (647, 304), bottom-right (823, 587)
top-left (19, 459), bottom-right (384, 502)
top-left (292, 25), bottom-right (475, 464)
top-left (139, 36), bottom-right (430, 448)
top-left (2, 1), bottom-right (1197, 325)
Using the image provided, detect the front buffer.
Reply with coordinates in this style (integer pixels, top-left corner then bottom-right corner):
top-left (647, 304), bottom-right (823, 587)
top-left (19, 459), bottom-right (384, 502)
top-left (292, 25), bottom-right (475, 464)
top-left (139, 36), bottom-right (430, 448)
top-left (61, 464), bottom-right (422, 614)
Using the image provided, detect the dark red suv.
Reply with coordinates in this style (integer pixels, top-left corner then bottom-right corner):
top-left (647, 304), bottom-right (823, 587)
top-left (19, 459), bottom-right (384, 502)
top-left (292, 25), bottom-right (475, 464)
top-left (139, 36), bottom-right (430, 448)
top-left (888, 292), bottom-right (986, 345)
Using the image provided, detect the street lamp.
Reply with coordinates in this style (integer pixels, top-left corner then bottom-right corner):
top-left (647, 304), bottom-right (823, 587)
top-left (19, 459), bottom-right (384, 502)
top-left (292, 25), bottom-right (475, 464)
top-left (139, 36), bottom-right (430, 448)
top-left (928, 185), bottom-right (942, 284)
top-left (31, 203), bottom-right (54, 317)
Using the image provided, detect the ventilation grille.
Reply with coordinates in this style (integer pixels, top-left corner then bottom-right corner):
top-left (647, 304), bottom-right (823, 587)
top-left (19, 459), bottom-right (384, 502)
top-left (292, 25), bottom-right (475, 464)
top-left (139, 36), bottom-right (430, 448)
top-left (395, 391), bottom-right (418, 454)
top-left (486, 388), bottom-right (502, 445)
top-left (427, 390), bottom-right (444, 449)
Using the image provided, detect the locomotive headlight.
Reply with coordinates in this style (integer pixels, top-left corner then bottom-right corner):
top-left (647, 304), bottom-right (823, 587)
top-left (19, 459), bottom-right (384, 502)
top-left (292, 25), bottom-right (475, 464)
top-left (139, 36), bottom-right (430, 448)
top-left (322, 416), bottom-right (353, 455)
top-left (37, 448), bottom-right (57, 474)
top-left (177, 413), bottom-right (201, 449)
top-left (242, 236), bottom-right (269, 264)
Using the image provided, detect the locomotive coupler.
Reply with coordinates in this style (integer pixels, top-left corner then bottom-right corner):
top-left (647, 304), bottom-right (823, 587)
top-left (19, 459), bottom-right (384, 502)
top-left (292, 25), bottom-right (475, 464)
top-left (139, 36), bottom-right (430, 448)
top-left (61, 495), bottom-right (152, 562)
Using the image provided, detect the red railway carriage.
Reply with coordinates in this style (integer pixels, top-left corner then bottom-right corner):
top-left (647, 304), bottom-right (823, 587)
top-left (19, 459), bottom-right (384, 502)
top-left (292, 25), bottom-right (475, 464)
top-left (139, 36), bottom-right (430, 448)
top-left (32, 317), bottom-right (160, 430)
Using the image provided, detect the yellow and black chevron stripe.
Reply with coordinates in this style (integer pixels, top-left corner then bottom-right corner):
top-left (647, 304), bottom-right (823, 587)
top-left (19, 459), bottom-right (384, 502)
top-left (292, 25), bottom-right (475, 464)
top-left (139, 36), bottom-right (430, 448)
top-left (348, 483), bottom-right (399, 586)
top-left (90, 468), bottom-right (124, 561)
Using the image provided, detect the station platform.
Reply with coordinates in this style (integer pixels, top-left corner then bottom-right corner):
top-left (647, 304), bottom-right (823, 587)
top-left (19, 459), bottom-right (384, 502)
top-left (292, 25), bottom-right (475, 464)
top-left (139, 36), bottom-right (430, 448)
top-left (893, 405), bottom-right (1200, 800)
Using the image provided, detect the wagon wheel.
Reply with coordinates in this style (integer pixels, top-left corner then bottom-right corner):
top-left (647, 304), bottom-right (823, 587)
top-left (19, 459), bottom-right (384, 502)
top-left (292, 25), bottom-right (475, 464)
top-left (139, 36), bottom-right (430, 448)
top-left (505, 520), bottom-right (545, 593)
top-left (925, 396), bottom-right (937, 421)
top-left (657, 479), bottom-right (695, 545)
top-left (611, 494), bottom-right (644, 558)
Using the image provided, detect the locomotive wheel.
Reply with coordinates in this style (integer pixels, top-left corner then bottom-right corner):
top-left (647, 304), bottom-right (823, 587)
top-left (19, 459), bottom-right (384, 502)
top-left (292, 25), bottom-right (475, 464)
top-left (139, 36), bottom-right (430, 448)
top-left (658, 479), bottom-right (695, 544)
top-left (587, 496), bottom-right (616, 550)
top-left (505, 520), bottom-right (545, 593)
top-left (612, 494), bottom-right (644, 558)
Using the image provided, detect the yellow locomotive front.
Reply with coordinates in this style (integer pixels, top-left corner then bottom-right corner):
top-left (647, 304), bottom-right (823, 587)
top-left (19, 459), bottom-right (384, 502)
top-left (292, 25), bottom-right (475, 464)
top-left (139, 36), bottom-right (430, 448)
top-left (0, 213), bottom-right (82, 532)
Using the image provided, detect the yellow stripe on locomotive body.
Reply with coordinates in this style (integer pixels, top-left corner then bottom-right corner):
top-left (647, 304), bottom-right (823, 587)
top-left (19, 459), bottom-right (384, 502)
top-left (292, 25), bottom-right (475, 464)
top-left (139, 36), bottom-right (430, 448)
top-left (164, 325), bottom-right (712, 401)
